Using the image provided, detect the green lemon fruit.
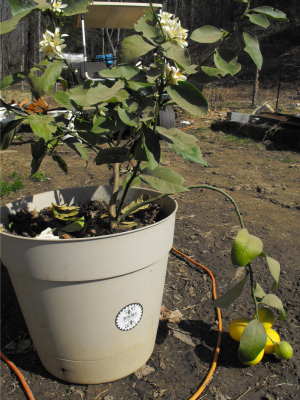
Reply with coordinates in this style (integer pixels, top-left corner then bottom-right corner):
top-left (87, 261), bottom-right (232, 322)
top-left (241, 349), bottom-right (264, 365)
top-left (265, 329), bottom-right (280, 354)
top-left (275, 341), bottom-right (293, 360)
top-left (256, 308), bottom-right (275, 330)
top-left (229, 318), bottom-right (251, 342)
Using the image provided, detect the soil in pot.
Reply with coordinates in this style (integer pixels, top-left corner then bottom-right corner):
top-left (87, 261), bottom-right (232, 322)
top-left (4, 200), bottom-right (164, 238)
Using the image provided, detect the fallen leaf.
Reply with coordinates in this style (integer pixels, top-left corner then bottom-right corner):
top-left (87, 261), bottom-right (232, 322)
top-left (160, 306), bottom-right (183, 323)
top-left (4, 338), bottom-right (33, 354)
top-left (121, 194), bottom-right (150, 215)
top-left (172, 330), bottom-right (195, 347)
top-left (61, 233), bottom-right (72, 239)
top-left (134, 364), bottom-right (155, 380)
top-left (31, 207), bottom-right (39, 218)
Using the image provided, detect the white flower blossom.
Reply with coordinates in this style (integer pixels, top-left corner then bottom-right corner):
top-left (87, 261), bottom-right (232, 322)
top-left (157, 11), bottom-right (188, 48)
top-left (164, 63), bottom-right (187, 85)
top-left (39, 27), bottom-right (68, 60)
top-left (50, 0), bottom-right (68, 14)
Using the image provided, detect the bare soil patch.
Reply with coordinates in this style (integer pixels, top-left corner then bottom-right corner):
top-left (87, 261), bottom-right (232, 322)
top-left (1, 110), bottom-right (300, 400)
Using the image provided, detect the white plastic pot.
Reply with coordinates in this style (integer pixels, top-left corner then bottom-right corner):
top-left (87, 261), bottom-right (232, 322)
top-left (0, 186), bottom-right (177, 384)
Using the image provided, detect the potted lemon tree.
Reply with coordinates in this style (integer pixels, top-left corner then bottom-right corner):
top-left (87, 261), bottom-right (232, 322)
top-left (0, 0), bottom-right (292, 384)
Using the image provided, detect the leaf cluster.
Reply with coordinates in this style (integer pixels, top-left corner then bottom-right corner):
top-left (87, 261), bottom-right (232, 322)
top-left (212, 228), bottom-right (285, 361)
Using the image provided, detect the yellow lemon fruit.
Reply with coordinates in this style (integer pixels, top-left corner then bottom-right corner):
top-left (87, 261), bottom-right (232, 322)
top-left (241, 349), bottom-right (264, 365)
top-left (256, 308), bottom-right (275, 330)
top-left (275, 341), bottom-right (293, 360)
top-left (229, 318), bottom-right (251, 342)
top-left (264, 328), bottom-right (280, 354)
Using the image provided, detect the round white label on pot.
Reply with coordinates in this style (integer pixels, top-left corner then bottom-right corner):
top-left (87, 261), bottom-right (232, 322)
top-left (115, 303), bottom-right (143, 331)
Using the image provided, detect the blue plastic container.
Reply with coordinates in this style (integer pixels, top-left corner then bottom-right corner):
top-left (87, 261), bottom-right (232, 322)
top-left (93, 55), bottom-right (106, 62)
top-left (105, 53), bottom-right (114, 66)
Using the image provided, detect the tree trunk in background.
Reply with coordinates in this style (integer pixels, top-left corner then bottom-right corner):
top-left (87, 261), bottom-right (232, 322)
top-left (21, 21), bottom-right (25, 71)
top-left (0, 0), bottom-right (11, 81)
top-left (105, 29), bottom-right (116, 57)
top-left (37, 10), bottom-right (41, 64)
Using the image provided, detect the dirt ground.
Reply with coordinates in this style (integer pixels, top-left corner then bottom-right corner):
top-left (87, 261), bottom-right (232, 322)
top-left (1, 110), bottom-right (300, 400)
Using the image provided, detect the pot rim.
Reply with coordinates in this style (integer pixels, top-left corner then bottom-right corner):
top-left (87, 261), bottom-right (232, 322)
top-left (0, 185), bottom-right (178, 242)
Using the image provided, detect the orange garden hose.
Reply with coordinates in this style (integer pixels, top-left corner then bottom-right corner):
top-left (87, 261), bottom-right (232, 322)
top-left (1, 351), bottom-right (35, 400)
top-left (172, 247), bottom-right (223, 400)
top-left (1, 249), bottom-right (221, 400)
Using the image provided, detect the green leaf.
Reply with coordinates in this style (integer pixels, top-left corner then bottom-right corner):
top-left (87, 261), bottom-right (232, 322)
top-left (73, 115), bottom-right (93, 132)
top-left (63, 0), bottom-right (92, 16)
top-left (238, 320), bottom-right (267, 362)
top-left (117, 107), bottom-right (140, 127)
top-left (146, 64), bottom-right (163, 83)
top-left (258, 294), bottom-right (286, 321)
top-left (60, 78), bottom-right (68, 92)
top-left (54, 91), bottom-right (77, 112)
top-left (186, 66), bottom-right (222, 92)
top-left (28, 115), bottom-right (57, 142)
top-left (117, 35), bottom-right (155, 65)
top-left (187, 67), bottom-right (221, 87)
top-left (29, 61), bottom-right (63, 100)
top-left (250, 6), bottom-right (288, 21)
top-left (214, 50), bottom-right (241, 76)
top-left (94, 147), bottom-right (129, 165)
top-left (0, 72), bottom-right (28, 90)
top-left (121, 99), bottom-right (139, 113)
top-left (52, 153), bottom-right (68, 173)
top-left (41, 60), bottom-right (63, 92)
top-left (242, 31), bottom-right (262, 70)
top-left (31, 157), bottom-right (44, 175)
top-left (162, 42), bottom-right (191, 69)
top-left (69, 84), bottom-right (92, 107)
top-left (60, 217), bottom-right (85, 233)
top-left (137, 98), bottom-right (157, 117)
top-left (133, 135), bottom-right (148, 162)
top-left (0, 0), bottom-right (48, 34)
top-left (139, 166), bottom-right (188, 194)
top-left (210, 270), bottom-right (248, 308)
top-left (231, 229), bottom-right (263, 267)
top-left (162, 128), bottom-right (208, 166)
top-left (127, 81), bottom-right (153, 96)
top-left (32, 0), bottom-right (49, 9)
top-left (247, 13), bottom-right (270, 28)
top-left (86, 80), bottom-right (124, 105)
top-left (260, 253), bottom-right (280, 291)
top-left (190, 25), bottom-right (223, 44)
top-left (106, 89), bottom-right (129, 103)
top-left (67, 142), bottom-right (88, 163)
top-left (78, 131), bottom-right (107, 146)
top-left (134, 11), bottom-right (162, 45)
top-left (28, 72), bottom-right (43, 101)
top-left (0, 118), bottom-right (25, 150)
top-left (91, 116), bottom-right (124, 136)
top-left (99, 65), bottom-right (143, 81)
top-left (166, 81), bottom-right (208, 116)
top-left (31, 138), bottom-right (47, 160)
top-left (254, 282), bottom-right (266, 301)
top-left (143, 127), bottom-right (161, 170)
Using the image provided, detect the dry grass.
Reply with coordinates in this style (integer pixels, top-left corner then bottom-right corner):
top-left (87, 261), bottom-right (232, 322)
top-left (2, 81), bottom-right (300, 115)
